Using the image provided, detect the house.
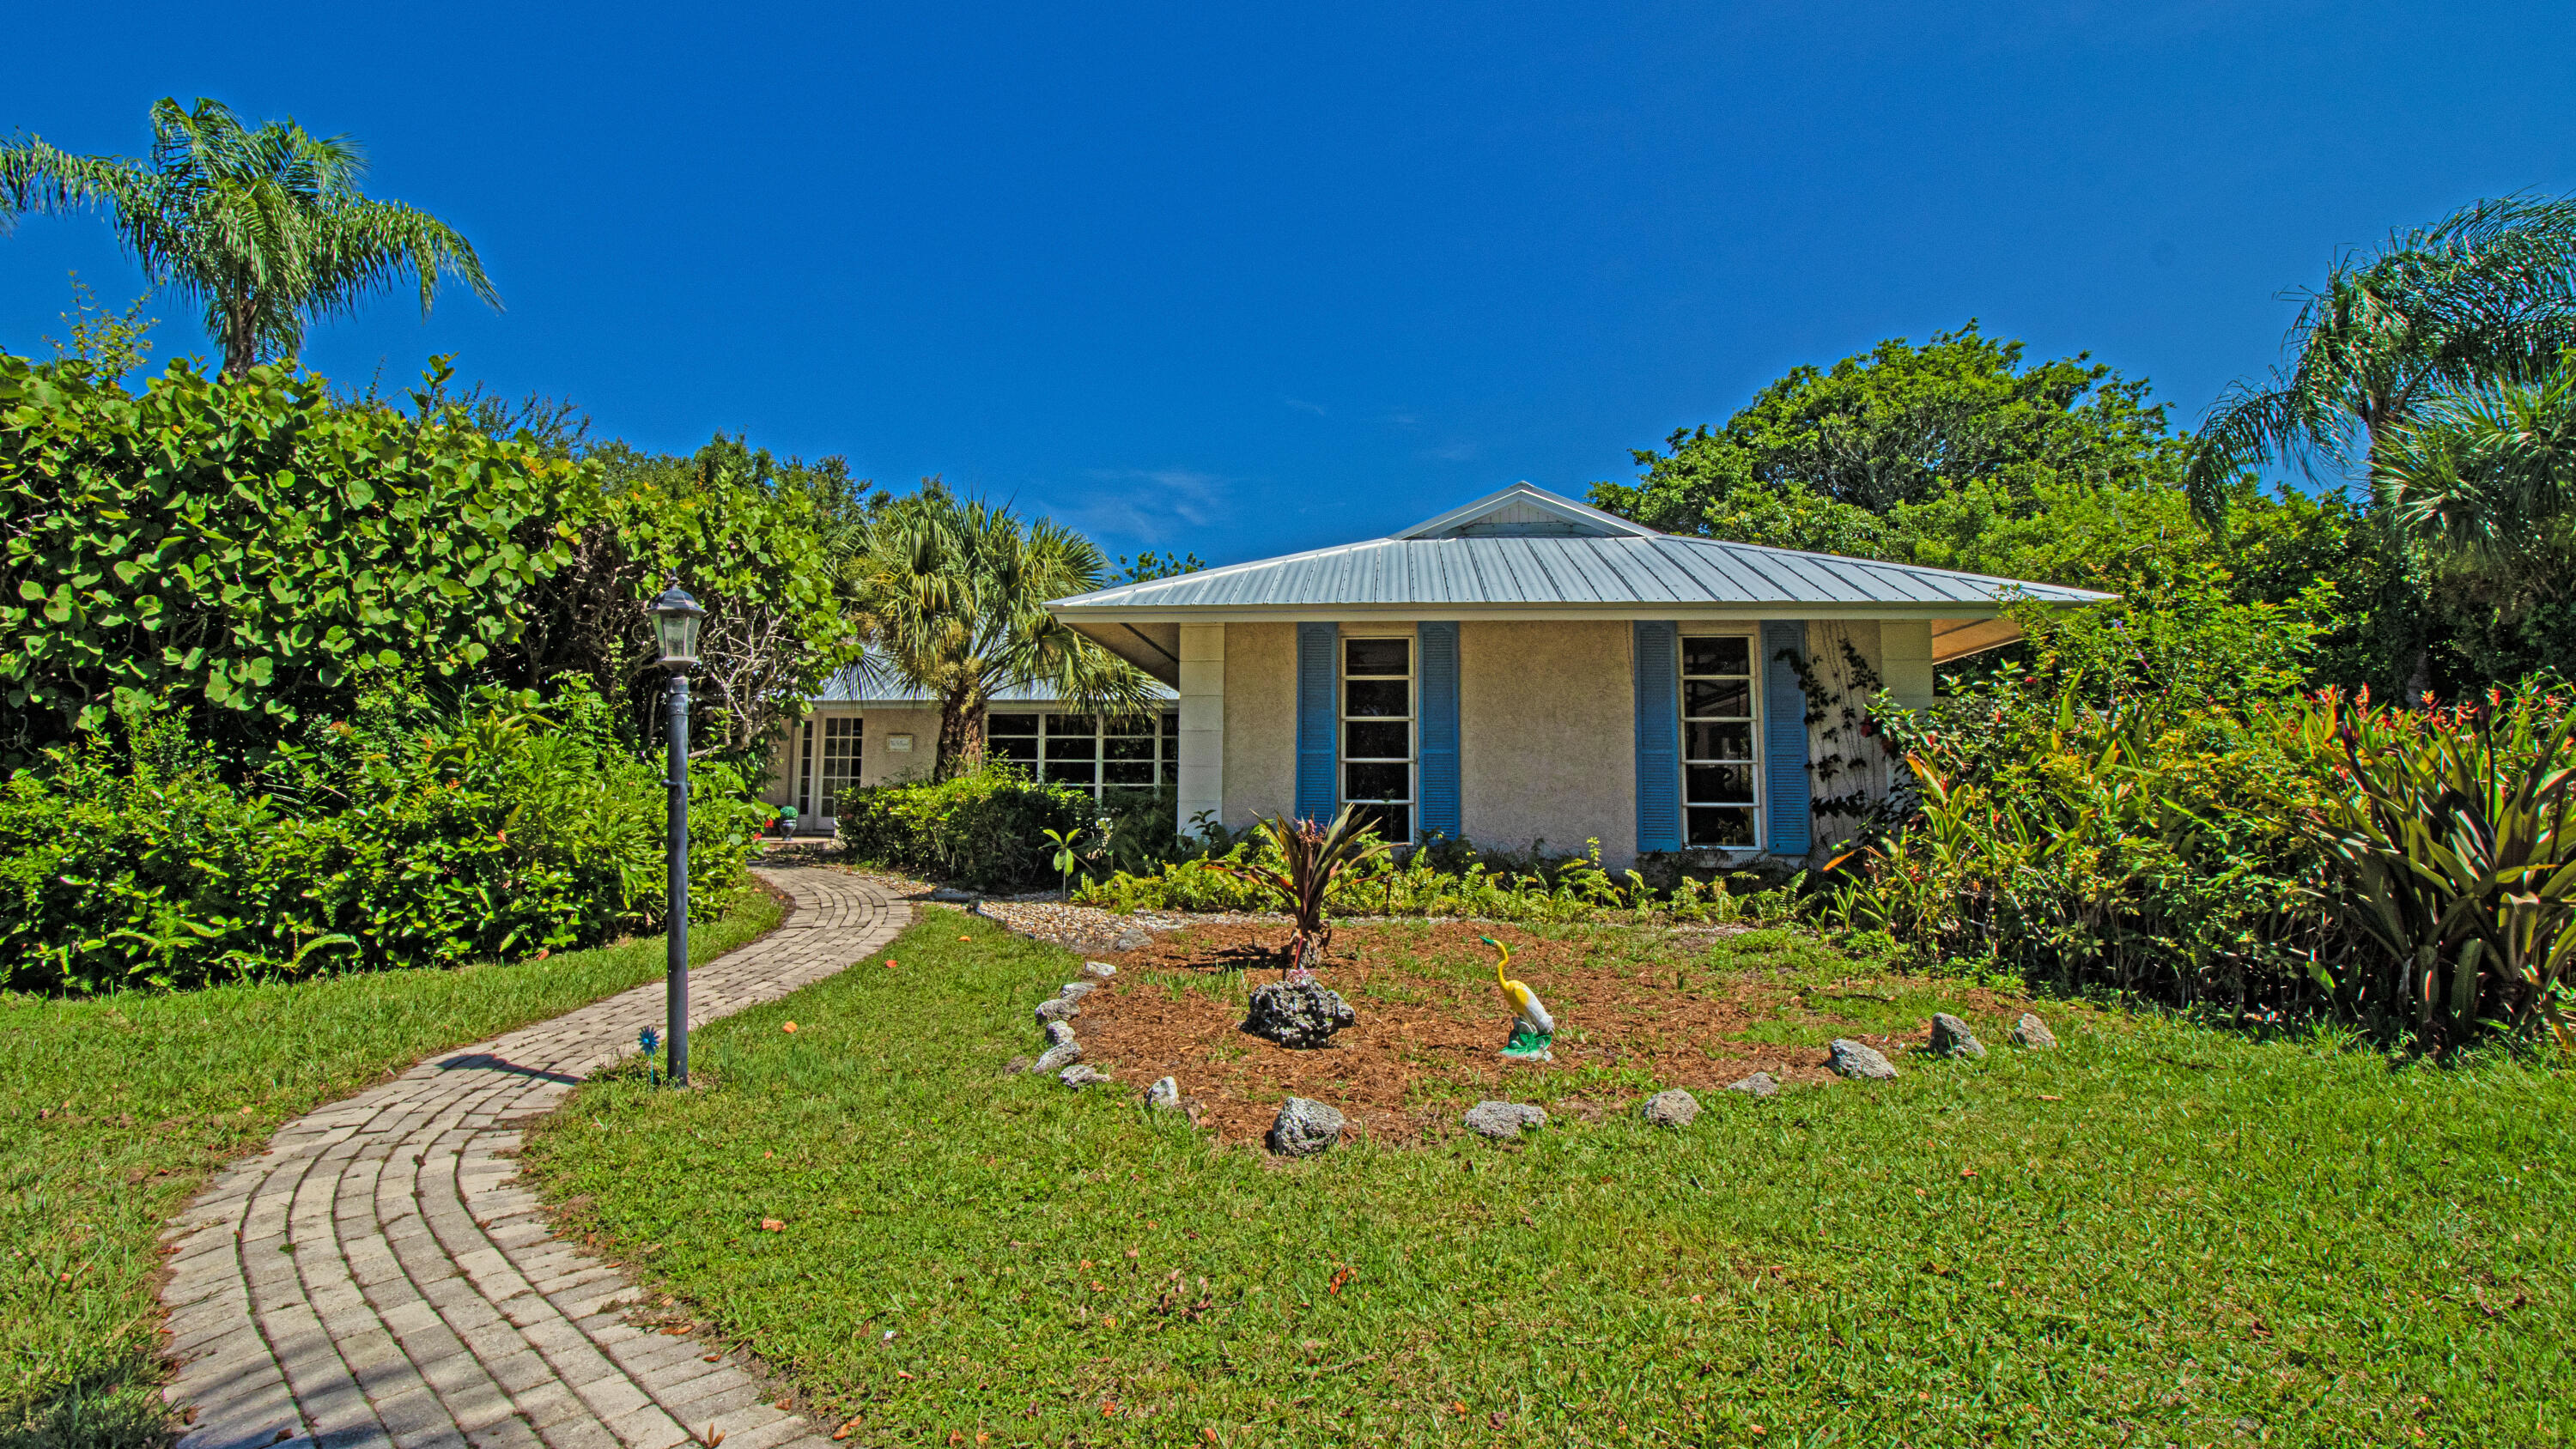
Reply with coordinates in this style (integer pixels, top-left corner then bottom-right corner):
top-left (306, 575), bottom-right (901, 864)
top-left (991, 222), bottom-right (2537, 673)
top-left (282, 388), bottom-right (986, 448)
top-left (760, 669), bottom-right (1179, 832)
top-left (1042, 482), bottom-right (2112, 867)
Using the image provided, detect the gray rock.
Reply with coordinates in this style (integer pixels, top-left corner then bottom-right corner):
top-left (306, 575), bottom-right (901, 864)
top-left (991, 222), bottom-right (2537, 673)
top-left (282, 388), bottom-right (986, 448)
top-left (1032, 1040), bottom-right (1082, 1075)
top-left (1084, 961), bottom-right (1119, 979)
top-left (1827, 1039), bottom-right (1899, 1080)
top-left (1058, 980), bottom-right (1097, 1002)
top-left (1638, 1088), bottom-right (1701, 1127)
top-left (1724, 1072), bottom-right (1779, 1098)
top-left (1147, 1076), bottom-right (1182, 1110)
top-left (1929, 1013), bottom-right (1987, 1059)
top-left (1462, 1100), bottom-right (1547, 1139)
top-left (1035, 997), bottom-right (1079, 1025)
top-left (1111, 929), bottom-right (1151, 952)
top-left (1059, 1064), bottom-right (1109, 1088)
top-left (2012, 1012), bottom-right (2059, 1050)
top-left (1267, 1097), bottom-right (1346, 1156)
top-left (1004, 1055), bottom-right (1032, 1075)
top-left (1242, 980), bottom-right (1357, 1049)
top-left (1043, 1020), bottom-right (1078, 1048)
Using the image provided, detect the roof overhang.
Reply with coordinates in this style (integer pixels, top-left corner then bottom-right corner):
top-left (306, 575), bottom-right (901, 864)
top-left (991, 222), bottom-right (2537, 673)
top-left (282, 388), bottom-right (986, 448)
top-left (1064, 603), bottom-right (2050, 684)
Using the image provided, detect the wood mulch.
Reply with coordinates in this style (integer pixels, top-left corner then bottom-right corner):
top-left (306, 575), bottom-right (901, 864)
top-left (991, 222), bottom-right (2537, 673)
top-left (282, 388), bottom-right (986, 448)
top-left (1068, 919), bottom-right (2019, 1148)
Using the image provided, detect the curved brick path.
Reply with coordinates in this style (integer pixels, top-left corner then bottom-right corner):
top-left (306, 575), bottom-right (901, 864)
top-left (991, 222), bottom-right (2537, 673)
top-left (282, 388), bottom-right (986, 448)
top-left (155, 867), bottom-right (907, 1449)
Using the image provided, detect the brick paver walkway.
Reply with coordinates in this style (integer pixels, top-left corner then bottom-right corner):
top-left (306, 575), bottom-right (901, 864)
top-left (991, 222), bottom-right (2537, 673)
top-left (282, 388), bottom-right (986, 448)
top-left (155, 868), bottom-right (907, 1449)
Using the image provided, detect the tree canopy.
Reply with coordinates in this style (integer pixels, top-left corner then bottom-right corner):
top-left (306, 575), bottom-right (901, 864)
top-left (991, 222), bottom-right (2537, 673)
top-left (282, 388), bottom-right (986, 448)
top-left (1, 98), bottom-right (497, 376)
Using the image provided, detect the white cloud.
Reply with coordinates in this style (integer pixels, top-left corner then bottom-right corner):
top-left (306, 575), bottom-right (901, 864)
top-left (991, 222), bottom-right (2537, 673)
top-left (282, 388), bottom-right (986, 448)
top-left (1283, 397), bottom-right (1328, 416)
top-left (1055, 465), bottom-right (1228, 542)
top-left (1419, 441), bottom-right (1478, 463)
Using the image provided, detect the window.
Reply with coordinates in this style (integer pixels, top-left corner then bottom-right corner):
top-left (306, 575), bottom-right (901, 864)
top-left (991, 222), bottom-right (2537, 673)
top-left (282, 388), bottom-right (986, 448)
top-left (1341, 634), bottom-right (1413, 843)
top-left (987, 711), bottom-right (1179, 799)
top-left (817, 717), bottom-right (862, 817)
top-left (794, 719), bottom-right (817, 820)
top-left (1680, 634), bottom-right (1758, 847)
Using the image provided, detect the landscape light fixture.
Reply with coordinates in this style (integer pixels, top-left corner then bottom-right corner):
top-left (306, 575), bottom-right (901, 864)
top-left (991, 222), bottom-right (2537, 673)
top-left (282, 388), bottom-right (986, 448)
top-left (648, 583), bottom-right (705, 1084)
top-left (650, 584), bottom-right (706, 668)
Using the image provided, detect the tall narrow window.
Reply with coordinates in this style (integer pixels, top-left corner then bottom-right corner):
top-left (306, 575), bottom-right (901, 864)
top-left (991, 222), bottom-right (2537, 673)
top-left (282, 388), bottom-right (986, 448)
top-left (818, 716), bottom-right (862, 818)
top-left (795, 719), bottom-right (817, 821)
top-left (1680, 635), bottom-right (1757, 846)
top-left (1341, 635), bottom-right (1413, 842)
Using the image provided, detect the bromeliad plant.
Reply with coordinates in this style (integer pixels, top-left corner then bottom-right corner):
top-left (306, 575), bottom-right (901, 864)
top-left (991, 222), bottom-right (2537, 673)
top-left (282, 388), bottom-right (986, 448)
top-left (2304, 682), bottom-right (2576, 1046)
top-left (1209, 805), bottom-right (1394, 979)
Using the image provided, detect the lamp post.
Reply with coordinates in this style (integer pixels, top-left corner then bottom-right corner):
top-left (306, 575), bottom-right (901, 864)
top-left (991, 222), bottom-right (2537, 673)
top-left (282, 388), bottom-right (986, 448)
top-left (649, 584), bottom-right (706, 1086)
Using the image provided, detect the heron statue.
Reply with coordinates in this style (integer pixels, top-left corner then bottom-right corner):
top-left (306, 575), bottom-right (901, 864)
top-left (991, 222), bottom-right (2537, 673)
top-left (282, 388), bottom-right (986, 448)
top-left (1480, 935), bottom-right (1555, 1061)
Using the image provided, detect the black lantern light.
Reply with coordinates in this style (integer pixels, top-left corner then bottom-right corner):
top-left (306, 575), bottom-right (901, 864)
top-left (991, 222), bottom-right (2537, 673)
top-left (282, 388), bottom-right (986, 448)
top-left (650, 584), bottom-right (706, 668)
top-left (647, 583), bottom-right (704, 1084)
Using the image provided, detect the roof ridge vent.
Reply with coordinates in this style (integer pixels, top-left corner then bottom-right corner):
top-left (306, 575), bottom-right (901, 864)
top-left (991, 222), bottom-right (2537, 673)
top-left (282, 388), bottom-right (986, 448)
top-left (1394, 482), bottom-right (1661, 541)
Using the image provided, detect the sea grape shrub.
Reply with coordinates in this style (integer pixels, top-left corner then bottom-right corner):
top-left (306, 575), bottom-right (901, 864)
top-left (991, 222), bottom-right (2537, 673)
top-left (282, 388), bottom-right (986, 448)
top-left (0, 682), bottom-right (763, 992)
top-left (0, 353), bottom-right (586, 755)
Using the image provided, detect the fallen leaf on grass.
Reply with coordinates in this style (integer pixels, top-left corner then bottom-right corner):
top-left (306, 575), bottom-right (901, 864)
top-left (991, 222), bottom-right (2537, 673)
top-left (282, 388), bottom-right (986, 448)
top-left (2037, 1094), bottom-right (2063, 1101)
top-left (1959, 1167), bottom-right (1978, 1179)
top-left (760, 1219), bottom-right (786, 1232)
top-left (897, 1371), bottom-right (915, 1380)
top-left (781, 1022), bottom-right (798, 1034)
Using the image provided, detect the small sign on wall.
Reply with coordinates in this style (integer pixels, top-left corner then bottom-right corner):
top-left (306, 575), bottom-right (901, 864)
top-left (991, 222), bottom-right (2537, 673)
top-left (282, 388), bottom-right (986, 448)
top-left (886, 733), bottom-right (914, 753)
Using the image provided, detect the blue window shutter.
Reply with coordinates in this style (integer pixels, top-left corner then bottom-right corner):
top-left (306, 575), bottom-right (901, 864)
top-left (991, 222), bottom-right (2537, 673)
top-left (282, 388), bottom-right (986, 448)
top-left (1295, 622), bottom-right (1338, 822)
top-left (1633, 621), bottom-right (1681, 852)
top-left (1761, 619), bottom-right (1812, 856)
top-left (1417, 622), bottom-right (1461, 841)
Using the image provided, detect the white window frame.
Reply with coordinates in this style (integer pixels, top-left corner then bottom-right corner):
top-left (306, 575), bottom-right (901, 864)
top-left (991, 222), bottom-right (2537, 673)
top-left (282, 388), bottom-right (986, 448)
top-left (1677, 627), bottom-right (1763, 852)
top-left (816, 715), bottom-right (862, 821)
top-left (983, 710), bottom-right (1180, 800)
top-left (1339, 627), bottom-right (1416, 842)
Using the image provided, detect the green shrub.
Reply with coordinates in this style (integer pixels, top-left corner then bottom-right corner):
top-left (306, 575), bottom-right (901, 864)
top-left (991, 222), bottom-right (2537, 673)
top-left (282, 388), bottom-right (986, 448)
top-left (0, 681), bottom-right (762, 991)
top-left (835, 765), bottom-right (1096, 892)
top-left (1836, 669), bottom-right (2576, 1044)
top-left (1075, 831), bottom-right (1800, 927)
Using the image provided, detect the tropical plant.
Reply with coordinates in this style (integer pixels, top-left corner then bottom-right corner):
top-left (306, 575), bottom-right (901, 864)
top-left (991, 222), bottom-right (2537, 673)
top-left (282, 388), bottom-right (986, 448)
top-left (1211, 806), bottom-right (1397, 978)
top-left (513, 433), bottom-right (861, 773)
top-left (2373, 356), bottom-right (2576, 598)
top-left (2302, 682), bottom-right (2576, 1046)
top-left (834, 763), bottom-right (1096, 893)
top-left (2184, 193), bottom-right (2576, 521)
top-left (846, 481), bottom-right (1158, 779)
top-left (0, 97), bottom-right (497, 376)
top-left (0, 349), bottom-right (583, 755)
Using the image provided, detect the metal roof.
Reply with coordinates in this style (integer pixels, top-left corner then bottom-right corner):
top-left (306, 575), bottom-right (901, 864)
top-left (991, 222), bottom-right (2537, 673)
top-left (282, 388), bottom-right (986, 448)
top-left (807, 659), bottom-right (1176, 707)
top-left (1048, 483), bottom-right (2113, 616)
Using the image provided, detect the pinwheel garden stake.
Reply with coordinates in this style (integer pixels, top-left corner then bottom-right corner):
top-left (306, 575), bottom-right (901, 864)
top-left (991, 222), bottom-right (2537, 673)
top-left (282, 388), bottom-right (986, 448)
top-left (1483, 936), bottom-right (1556, 1061)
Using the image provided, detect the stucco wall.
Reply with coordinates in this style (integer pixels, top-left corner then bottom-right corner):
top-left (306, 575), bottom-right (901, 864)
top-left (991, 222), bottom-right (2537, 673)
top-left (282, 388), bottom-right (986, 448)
top-left (1458, 621), bottom-right (1639, 867)
top-left (1220, 621), bottom-right (1298, 828)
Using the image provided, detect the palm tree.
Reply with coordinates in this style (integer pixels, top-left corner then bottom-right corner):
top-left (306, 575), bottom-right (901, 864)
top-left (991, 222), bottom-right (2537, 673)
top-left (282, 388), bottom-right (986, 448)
top-left (2184, 195), bottom-right (2576, 522)
top-left (0, 98), bottom-right (496, 376)
top-left (2374, 361), bottom-right (2576, 597)
top-left (849, 482), bottom-right (1159, 779)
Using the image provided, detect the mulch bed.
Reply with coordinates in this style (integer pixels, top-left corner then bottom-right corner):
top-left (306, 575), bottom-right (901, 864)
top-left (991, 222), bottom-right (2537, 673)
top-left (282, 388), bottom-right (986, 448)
top-left (1068, 919), bottom-right (2017, 1148)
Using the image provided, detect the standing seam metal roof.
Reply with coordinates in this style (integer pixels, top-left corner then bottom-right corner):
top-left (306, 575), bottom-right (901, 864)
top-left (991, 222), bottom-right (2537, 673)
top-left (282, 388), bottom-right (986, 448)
top-left (1048, 531), bottom-right (2110, 611)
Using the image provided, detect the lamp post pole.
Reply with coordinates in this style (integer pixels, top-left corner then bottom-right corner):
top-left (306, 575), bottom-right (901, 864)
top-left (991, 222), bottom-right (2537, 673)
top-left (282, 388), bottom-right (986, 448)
top-left (648, 582), bottom-right (706, 1089)
top-left (665, 664), bottom-right (690, 1087)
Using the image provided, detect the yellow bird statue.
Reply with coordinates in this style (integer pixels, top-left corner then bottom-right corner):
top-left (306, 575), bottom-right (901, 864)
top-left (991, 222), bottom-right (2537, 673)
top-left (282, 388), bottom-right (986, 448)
top-left (1480, 935), bottom-right (1555, 1061)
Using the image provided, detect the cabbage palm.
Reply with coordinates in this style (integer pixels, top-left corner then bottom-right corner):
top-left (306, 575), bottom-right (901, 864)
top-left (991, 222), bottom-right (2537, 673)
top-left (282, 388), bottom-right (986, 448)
top-left (2184, 194), bottom-right (2576, 522)
top-left (0, 98), bottom-right (497, 377)
top-left (849, 482), bottom-right (1158, 779)
top-left (2374, 361), bottom-right (2576, 591)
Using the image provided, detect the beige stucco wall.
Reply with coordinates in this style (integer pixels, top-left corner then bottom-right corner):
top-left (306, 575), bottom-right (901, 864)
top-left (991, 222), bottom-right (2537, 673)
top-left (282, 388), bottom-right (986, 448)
top-left (1219, 621), bottom-right (1298, 828)
top-left (1459, 621), bottom-right (1639, 866)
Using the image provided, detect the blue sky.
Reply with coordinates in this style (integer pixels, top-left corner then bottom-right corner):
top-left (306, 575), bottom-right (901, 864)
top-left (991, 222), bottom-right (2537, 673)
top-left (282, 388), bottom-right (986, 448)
top-left (6, 2), bottom-right (2573, 565)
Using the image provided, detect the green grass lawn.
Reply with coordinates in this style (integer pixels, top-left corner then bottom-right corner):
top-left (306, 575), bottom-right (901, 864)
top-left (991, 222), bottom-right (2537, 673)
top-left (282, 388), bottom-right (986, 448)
top-left (0, 891), bottom-right (783, 1449)
top-left (524, 912), bottom-right (2575, 1448)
